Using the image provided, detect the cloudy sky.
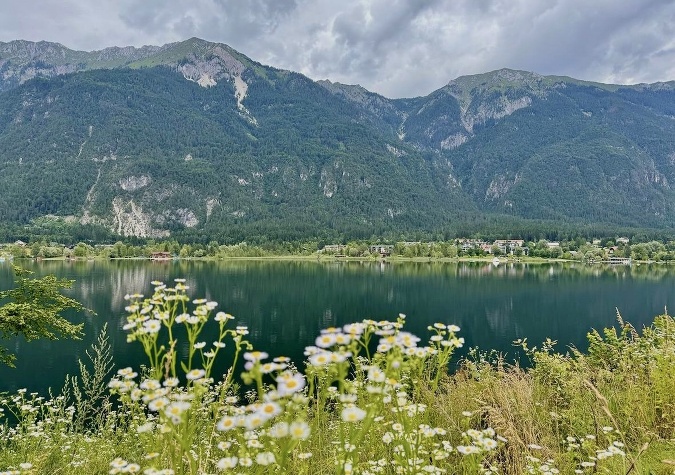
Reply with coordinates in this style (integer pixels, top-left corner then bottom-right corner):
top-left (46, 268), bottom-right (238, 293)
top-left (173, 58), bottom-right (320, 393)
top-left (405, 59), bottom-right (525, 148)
top-left (1, 0), bottom-right (674, 98)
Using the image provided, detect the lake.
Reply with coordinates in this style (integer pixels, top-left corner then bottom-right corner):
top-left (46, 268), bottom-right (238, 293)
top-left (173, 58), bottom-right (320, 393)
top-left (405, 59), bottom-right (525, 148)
top-left (1, 259), bottom-right (673, 394)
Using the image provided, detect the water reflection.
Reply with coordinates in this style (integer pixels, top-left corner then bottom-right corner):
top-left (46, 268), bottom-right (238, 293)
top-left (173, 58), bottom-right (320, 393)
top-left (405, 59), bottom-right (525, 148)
top-left (1, 260), bottom-right (674, 394)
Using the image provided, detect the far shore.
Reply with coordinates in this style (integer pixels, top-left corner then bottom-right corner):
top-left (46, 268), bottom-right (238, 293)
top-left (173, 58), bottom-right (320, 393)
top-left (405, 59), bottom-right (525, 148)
top-left (7, 254), bottom-right (656, 265)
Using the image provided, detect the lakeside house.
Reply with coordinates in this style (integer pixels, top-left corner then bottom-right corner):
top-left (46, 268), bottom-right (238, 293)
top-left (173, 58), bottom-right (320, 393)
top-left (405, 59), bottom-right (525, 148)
top-left (369, 245), bottom-right (394, 257)
top-left (321, 244), bottom-right (346, 255)
top-left (493, 239), bottom-right (525, 254)
top-left (459, 239), bottom-right (488, 252)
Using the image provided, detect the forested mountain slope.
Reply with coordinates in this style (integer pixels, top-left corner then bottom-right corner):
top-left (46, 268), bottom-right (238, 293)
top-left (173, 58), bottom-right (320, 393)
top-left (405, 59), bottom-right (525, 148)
top-left (1, 39), bottom-right (675, 240)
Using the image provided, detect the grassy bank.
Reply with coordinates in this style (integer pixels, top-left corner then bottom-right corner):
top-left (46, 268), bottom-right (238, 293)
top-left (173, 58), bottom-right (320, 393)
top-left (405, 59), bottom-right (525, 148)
top-left (1, 281), bottom-right (674, 474)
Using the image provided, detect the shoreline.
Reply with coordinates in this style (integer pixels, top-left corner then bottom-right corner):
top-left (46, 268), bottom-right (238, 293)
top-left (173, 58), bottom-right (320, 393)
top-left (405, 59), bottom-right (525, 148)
top-left (8, 255), bottom-right (654, 265)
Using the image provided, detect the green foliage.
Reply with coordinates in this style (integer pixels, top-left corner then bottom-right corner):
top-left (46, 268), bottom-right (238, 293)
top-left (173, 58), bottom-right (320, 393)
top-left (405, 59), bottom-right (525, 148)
top-left (1, 284), bottom-right (675, 473)
top-left (3, 49), bottom-right (675, 242)
top-left (61, 323), bottom-right (114, 433)
top-left (0, 266), bottom-right (87, 366)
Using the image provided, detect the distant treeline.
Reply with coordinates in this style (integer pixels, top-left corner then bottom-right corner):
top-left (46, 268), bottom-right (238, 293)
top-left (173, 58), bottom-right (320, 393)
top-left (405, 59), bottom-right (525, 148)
top-left (5, 234), bottom-right (675, 263)
top-left (2, 214), bottom-right (675, 249)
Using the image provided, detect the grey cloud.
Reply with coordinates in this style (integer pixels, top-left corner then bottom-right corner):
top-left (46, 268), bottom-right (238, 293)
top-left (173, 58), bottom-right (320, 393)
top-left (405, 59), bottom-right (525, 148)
top-left (1, 0), bottom-right (674, 98)
top-left (118, 0), bottom-right (298, 46)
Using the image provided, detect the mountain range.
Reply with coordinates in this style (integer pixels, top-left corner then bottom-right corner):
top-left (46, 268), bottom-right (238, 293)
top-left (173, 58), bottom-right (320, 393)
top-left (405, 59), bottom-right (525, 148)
top-left (2, 37), bottom-right (675, 242)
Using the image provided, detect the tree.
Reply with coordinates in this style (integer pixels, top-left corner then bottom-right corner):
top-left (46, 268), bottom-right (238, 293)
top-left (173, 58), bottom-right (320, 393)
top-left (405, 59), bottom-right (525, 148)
top-left (0, 266), bottom-right (87, 367)
top-left (73, 242), bottom-right (91, 258)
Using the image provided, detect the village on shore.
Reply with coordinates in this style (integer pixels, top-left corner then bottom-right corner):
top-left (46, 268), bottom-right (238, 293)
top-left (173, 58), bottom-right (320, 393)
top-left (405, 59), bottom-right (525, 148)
top-left (0, 235), bottom-right (665, 264)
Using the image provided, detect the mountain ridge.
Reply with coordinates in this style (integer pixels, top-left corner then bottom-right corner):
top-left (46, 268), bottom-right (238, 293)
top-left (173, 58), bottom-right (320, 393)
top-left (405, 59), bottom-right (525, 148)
top-left (2, 38), bottom-right (675, 241)
top-left (6, 38), bottom-right (675, 98)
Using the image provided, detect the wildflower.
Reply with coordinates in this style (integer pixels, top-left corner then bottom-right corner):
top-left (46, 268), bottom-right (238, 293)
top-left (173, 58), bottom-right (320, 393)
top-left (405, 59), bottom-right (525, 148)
top-left (330, 351), bottom-right (350, 363)
top-left (243, 351), bottom-right (269, 362)
top-left (193, 342), bottom-right (206, 349)
top-left (343, 323), bottom-right (365, 335)
top-left (136, 422), bottom-right (154, 433)
top-left (397, 332), bottom-right (420, 348)
top-left (452, 337), bottom-right (465, 347)
top-left (142, 317), bottom-right (161, 333)
top-left (247, 439), bottom-right (263, 449)
top-left (215, 312), bottom-right (234, 322)
top-left (175, 313), bottom-right (190, 323)
top-left (457, 445), bottom-right (480, 455)
top-left (257, 401), bottom-right (282, 419)
top-left (269, 421), bottom-right (289, 438)
top-left (143, 388), bottom-right (169, 403)
top-left (259, 362), bottom-right (279, 373)
top-left (140, 379), bottom-right (161, 390)
top-left (117, 367), bottom-right (137, 378)
top-left (308, 352), bottom-right (332, 366)
top-left (480, 438), bottom-right (498, 450)
top-left (216, 457), bottom-right (238, 469)
top-left (367, 367), bottom-right (386, 383)
top-left (335, 333), bottom-right (352, 345)
top-left (148, 397), bottom-right (170, 412)
top-left (315, 333), bottom-right (337, 348)
top-left (165, 401), bottom-right (191, 421)
top-left (341, 406), bottom-right (367, 422)
top-left (339, 393), bottom-right (358, 403)
top-left (244, 412), bottom-right (266, 430)
top-left (216, 415), bottom-right (237, 432)
top-left (290, 420), bottom-right (311, 440)
top-left (185, 369), bottom-right (206, 380)
top-left (255, 452), bottom-right (276, 466)
top-left (110, 458), bottom-right (128, 469)
top-left (377, 343), bottom-right (392, 353)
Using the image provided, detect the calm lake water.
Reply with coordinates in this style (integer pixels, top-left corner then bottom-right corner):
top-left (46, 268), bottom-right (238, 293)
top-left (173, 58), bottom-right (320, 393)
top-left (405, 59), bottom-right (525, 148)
top-left (1, 259), bottom-right (673, 394)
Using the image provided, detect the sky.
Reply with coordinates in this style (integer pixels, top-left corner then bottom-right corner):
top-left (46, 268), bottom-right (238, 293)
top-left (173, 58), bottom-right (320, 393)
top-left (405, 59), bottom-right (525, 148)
top-left (1, 0), bottom-right (674, 98)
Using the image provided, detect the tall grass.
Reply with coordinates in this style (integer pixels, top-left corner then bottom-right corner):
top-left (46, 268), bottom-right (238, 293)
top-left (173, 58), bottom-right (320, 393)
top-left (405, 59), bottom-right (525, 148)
top-left (1, 281), bottom-right (674, 474)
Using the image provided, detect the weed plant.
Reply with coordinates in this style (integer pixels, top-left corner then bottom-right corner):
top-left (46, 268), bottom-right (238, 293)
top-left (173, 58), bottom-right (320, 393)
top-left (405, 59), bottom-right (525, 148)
top-left (1, 280), bottom-right (674, 474)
